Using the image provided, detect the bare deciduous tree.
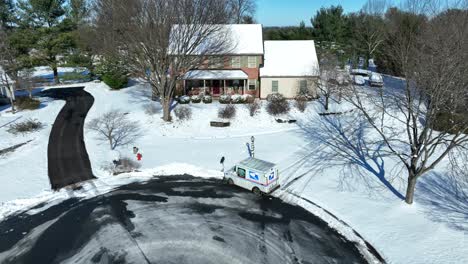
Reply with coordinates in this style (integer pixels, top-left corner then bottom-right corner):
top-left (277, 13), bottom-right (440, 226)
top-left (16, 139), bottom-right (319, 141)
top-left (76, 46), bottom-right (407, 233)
top-left (0, 28), bottom-right (17, 113)
top-left (315, 52), bottom-right (349, 111)
top-left (18, 68), bottom-right (35, 99)
top-left (87, 110), bottom-right (141, 150)
top-left (92, 0), bottom-right (233, 121)
top-left (349, 1), bottom-right (387, 67)
top-left (228, 0), bottom-right (256, 24)
top-left (362, 0), bottom-right (391, 16)
top-left (347, 6), bottom-right (468, 204)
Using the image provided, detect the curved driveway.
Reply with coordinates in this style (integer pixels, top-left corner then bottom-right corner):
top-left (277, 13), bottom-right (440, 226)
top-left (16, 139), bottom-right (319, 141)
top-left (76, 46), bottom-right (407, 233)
top-left (0, 175), bottom-right (383, 264)
top-left (43, 87), bottom-right (95, 189)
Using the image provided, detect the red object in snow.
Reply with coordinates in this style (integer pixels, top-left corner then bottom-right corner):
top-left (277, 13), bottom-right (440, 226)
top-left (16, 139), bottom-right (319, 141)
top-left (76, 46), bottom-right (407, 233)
top-left (137, 153), bottom-right (142, 161)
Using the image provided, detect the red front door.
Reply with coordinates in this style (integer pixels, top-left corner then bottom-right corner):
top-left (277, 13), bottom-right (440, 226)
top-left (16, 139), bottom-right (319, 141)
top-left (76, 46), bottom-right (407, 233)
top-left (212, 80), bottom-right (220, 95)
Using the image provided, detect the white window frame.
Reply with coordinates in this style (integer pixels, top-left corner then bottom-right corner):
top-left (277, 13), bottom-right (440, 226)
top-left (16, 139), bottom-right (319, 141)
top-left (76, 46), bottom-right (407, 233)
top-left (248, 56), bottom-right (257, 68)
top-left (231, 56), bottom-right (241, 68)
top-left (272, 80), bottom-right (279, 92)
top-left (299, 80), bottom-right (308, 93)
top-left (248, 79), bottom-right (256, 90)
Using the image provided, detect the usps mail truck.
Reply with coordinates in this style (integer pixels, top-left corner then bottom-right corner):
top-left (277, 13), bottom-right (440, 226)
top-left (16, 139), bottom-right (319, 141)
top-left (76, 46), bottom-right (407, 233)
top-left (224, 157), bottom-right (280, 195)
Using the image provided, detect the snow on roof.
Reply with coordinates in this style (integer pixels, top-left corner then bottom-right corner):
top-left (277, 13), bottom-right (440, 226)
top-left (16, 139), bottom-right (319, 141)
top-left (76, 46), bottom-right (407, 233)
top-left (260, 41), bottom-right (319, 77)
top-left (183, 70), bottom-right (248, 80)
top-left (239, 157), bottom-right (276, 172)
top-left (227, 24), bottom-right (264, 55)
top-left (171, 24), bottom-right (264, 55)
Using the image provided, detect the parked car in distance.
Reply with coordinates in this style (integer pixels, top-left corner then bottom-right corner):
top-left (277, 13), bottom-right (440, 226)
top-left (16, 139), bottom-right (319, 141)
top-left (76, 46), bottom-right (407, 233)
top-left (369, 72), bottom-right (384, 87)
top-left (353, 75), bottom-right (366, 86)
top-left (350, 69), bottom-right (371, 79)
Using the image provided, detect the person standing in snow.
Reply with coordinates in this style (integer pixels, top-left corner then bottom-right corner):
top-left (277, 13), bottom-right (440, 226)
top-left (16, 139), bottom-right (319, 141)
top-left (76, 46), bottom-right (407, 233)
top-left (137, 152), bottom-right (142, 161)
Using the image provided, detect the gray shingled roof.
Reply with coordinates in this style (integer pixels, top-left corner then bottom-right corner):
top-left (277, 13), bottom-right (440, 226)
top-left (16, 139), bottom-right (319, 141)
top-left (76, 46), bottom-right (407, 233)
top-left (238, 157), bottom-right (276, 172)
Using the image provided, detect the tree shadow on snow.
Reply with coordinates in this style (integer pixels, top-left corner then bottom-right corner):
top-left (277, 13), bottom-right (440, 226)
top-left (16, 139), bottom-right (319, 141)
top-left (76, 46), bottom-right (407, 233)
top-left (417, 172), bottom-right (468, 231)
top-left (296, 112), bottom-right (405, 200)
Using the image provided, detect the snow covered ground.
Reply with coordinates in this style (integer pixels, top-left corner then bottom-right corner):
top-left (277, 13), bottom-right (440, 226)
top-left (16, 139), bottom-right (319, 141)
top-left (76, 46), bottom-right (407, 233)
top-left (0, 68), bottom-right (467, 263)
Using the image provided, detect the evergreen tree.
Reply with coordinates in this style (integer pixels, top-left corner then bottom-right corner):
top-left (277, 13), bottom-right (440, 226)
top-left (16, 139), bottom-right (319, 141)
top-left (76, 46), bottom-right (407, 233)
top-left (0, 0), bottom-right (14, 28)
top-left (311, 5), bottom-right (349, 45)
top-left (17, 0), bottom-right (76, 84)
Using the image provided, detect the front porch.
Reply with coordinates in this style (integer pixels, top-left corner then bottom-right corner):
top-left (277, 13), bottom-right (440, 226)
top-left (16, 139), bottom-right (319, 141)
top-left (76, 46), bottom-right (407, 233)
top-left (183, 70), bottom-right (255, 97)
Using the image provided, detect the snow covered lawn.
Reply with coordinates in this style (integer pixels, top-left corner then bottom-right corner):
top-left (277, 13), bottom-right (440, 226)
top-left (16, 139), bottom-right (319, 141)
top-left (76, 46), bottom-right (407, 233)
top-left (0, 97), bottom-right (64, 203)
top-left (0, 77), bottom-right (466, 264)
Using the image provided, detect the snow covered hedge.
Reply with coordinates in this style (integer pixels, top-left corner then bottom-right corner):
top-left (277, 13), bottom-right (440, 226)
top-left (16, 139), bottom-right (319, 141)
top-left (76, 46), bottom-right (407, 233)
top-left (191, 95), bottom-right (202, 103)
top-left (231, 94), bottom-right (244, 104)
top-left (203, 95), bottom-right (212, 103)
top-left (219, 94), bottom-right (231, 104)
top-left (178, 95), bottom-right (191, 104)
top-left (266, 93), bottom-right (290, 116)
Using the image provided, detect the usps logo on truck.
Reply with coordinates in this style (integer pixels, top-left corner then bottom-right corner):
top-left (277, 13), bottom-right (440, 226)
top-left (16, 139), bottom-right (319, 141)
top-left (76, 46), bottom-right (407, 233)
top-left (268, 169), bottom-right (276, 182)
top-left (249, 171), bottom-right (259, 181)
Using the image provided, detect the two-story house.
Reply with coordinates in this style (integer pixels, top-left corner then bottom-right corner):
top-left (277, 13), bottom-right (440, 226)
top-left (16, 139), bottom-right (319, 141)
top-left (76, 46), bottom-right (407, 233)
top-left (180, 24), bottom-right (319, 99)
top-left (181, 24), bottom-right (263, 97)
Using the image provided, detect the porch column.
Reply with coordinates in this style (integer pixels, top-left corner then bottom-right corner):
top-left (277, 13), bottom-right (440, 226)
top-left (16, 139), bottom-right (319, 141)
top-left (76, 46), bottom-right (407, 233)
top-left (203, 79), bottom-right (206, 94)
top-left (224, 80), bottom-right (226, 94)
top-left (243, 79), bottom-right (247, 95)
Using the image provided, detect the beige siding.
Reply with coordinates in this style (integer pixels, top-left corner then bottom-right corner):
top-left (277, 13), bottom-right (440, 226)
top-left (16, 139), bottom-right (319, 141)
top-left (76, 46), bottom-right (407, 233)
top-left (260, 77), bottom-right (318, 99)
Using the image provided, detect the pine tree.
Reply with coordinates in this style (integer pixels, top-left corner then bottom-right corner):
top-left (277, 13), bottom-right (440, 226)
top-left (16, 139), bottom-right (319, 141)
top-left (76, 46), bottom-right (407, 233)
top-left (311, 5), bottom-right (349, 45)
top-left (0, 0), bottom-right (14, 28)
top-left (17, 0), bottom-right (76, 84)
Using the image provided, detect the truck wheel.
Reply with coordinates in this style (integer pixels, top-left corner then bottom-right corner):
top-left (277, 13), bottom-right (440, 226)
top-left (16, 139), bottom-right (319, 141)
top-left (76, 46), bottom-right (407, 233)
top-left (252, 187), bottom-right (262, 197)
top-left (227, 179), bottom-right (234, 185)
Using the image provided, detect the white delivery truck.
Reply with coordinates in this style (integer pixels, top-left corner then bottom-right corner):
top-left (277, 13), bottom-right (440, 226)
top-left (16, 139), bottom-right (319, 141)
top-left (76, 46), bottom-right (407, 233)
top-left (224, 157), bottom-right (280, 196)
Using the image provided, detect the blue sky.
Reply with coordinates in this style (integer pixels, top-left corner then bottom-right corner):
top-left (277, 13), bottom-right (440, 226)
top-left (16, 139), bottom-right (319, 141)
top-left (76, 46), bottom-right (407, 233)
top-left (257, 0), bottom-right (373, 26)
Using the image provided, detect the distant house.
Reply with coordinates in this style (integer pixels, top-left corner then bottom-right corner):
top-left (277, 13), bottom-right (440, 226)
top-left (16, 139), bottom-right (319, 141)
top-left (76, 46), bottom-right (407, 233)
top-left (260, 40), bottom-right (319, 99)
top-left (177, 24), bottom-right (320, 99)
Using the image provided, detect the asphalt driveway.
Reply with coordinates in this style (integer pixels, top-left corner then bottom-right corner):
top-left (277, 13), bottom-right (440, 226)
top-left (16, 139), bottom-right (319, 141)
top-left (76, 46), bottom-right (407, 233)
top-left (41, 87), bottom-right (95, 189)
top-left (0, 175), bottom-right (382, 264)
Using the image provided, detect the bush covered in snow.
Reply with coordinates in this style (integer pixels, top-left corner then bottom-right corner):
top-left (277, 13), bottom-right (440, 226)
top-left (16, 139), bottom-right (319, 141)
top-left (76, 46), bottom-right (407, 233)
top-left (95, 57), bottom-right (129, 90)
top-left (174, 106), bottom-right (192, 121)
top-left (191, 95), bottom-right (202, 103)
top-left (7, 118), bottom-right (44, 134)
top-left (144, 103), bottom-right (160, 116)
top-left (203, 95), bottom-right (212, 103)
top-left (15, 97), bottom-right (41, 110)
top-left (218, 104), bottom-right (236, 119)
top-left (245, 100), bottom-right (260, 117)
top-left (295, 93), bottom-right (316, 101)
top-left (243, 94), bottom-right (255, 104)
top-left (295, 99), bottom-right (307, 112)
top-left (219, 94), bottom-right (231, 104)
top-left (266, 93), bottom-right (290, 116)
top-left (178, 95), bottom-right (191, 104)
top-left (231, 94), bottom-right (244, 104)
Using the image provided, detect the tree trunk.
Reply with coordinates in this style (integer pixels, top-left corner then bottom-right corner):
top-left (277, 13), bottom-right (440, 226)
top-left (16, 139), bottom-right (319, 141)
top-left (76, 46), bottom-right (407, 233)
top-left (9, 93), bottom-right (15, 113)
top-left (109, 135), bottom-right (114, 150)
top-left (8, 85), bottom-right (15, 113)
top-left (162, 96), bottom-right (172, 122)
top-left (53, 66), bottom-right (59, 84)
top-left (325, 95), bottom-right (329, 111)
top-left (405, 174), bottom-right (418, 204)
